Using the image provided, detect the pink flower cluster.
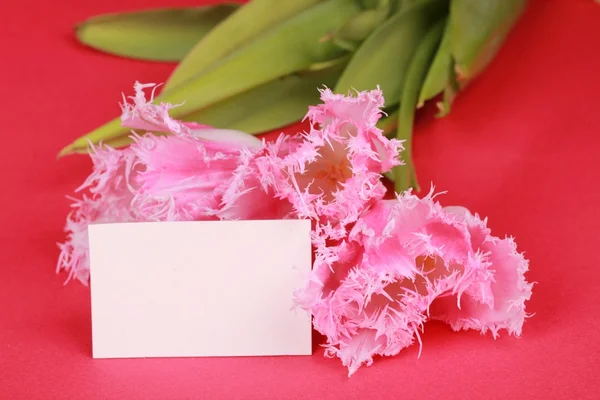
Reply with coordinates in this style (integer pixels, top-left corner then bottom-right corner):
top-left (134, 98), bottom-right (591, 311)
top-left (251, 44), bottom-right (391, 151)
top-left (58, 83), bottom-right (533, 375)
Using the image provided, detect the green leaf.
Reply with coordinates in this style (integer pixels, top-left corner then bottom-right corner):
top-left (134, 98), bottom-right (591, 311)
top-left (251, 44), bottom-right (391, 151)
top-left (377, 109), bottom-right (398, 137)
top-left (185, 59), bottom-right (348, 134)
top-left (359, 0), bottom-right (388, 8)
top-left (164, 0), bottom-right (323, 91)
top-left (63, 63), bottom-right (346, 153)
top-left (74, 5), bottom-right (239, 62)
top-left (416, 18), bottom-right (460, 117)
top-left (59, 0), bottom-right (360, 156)
top-left (335, 5), bottom-right (392, 43)
top-left (61, 64), bottom-right (348, 153)
top-left (140, 0), bottom-right (359, 122)
top-left (334, 0), bottom-right (447, 106)
top-left (435, 58), bottom-right (459, 117)
top-left (449, 0), bottom-right (527, 81)
top-left (392, 17), bottom-right (446, 193)
top-left (417, 20), bottom-right (452, 107)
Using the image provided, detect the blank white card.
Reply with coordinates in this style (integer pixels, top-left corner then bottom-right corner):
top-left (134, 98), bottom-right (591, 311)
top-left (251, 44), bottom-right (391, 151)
top-left (88, 220), bottom-right (312, 359)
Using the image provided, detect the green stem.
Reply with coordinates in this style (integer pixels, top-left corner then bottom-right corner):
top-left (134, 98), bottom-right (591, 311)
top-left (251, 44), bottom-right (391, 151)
top-left (392, 16), bottom-right (446, 193)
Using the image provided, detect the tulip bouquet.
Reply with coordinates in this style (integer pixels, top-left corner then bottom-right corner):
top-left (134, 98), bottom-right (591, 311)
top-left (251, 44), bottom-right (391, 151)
top-left (61, 0), bottom-right (527, 192)
top-left (58, 83), bottom-right (533, 375)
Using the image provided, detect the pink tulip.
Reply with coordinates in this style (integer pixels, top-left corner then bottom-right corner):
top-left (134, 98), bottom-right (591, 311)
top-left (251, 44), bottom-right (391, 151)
top-left (57, 83), bottom-right (292, 283)
top-left (258, 88), bottom-right (403, 241)
top-left (294, 190), bottom-right (533, 376)
top-left (121, 83), bottom-right (294, 222)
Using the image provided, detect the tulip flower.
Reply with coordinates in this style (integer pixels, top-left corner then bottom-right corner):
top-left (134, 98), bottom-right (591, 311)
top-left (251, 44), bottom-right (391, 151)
top-left (258, 87), bottom-right (403, 241)
top-left (57, 84), bottom-right (293, 283)
top-left (294, 190), bottom-right (533, 376)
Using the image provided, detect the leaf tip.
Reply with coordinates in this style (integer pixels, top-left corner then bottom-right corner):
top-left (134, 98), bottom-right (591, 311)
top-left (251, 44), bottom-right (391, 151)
top-left (73, 20), bottom-right (88, 40)
top-left (57, 144), bottom-right (74, 158)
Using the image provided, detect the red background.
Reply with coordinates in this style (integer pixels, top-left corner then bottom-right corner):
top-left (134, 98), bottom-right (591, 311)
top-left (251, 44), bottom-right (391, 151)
top-left (1, 0), bottom-right (599, 398)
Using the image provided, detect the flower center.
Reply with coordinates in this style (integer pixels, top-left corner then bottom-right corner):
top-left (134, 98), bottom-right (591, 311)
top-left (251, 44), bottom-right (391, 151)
top-left (313, 157), bottom-right (352, 188)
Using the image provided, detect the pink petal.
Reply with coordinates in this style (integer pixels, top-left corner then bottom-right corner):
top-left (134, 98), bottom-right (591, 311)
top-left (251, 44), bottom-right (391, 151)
top-left (215, 147), bottom-right (295, 221)
top-left (429, 206), bottom-right (534, 337)
top-left (306, 87), bottom-right (403, 172)
top-left (121, 82), bottom-right (194, 135)
top-left (128, 133), bottom-right (242, 221)
top-left (121, 82), bottom-right (261, 149)
top-left (192, 128), bottom-right (262, 149)
top-left (57, 144), bottom-right (141, 284)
